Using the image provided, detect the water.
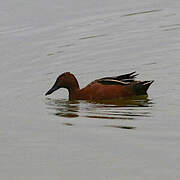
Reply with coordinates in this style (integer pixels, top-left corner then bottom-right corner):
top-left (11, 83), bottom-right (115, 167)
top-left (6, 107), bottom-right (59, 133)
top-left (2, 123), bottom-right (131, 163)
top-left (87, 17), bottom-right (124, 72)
top-left (1, 0), bottom-right (180, 179)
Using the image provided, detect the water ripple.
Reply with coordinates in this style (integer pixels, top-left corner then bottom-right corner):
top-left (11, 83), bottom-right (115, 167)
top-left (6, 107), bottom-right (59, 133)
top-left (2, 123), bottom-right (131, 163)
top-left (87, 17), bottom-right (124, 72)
top-left (45, 97), bottom-right (153, 124)
top-left (122, 9), bottom-right (162, 17)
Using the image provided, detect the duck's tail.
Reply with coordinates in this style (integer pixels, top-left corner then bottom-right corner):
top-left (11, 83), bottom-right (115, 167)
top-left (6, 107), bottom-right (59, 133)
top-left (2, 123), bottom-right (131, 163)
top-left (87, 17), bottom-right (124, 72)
top-left (133, 80), bottom-right (154, 95)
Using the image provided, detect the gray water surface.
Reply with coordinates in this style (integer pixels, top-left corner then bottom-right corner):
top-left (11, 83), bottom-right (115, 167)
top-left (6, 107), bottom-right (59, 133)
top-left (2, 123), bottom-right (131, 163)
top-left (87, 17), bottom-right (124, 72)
top-left (1, 0), bottom-right (180, 179)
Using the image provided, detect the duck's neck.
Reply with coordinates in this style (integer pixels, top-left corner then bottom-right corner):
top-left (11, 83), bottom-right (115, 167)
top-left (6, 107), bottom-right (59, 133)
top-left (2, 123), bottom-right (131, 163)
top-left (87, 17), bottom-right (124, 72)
top-left (67, 77), bottom-right (80, 100)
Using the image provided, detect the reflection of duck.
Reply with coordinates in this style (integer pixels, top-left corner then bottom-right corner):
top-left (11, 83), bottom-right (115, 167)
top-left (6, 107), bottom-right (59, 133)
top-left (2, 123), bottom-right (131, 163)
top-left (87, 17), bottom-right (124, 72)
top-left (45, 98), bottom-right (79, 118)
top-left (45, 72), bottom-right (154, 101)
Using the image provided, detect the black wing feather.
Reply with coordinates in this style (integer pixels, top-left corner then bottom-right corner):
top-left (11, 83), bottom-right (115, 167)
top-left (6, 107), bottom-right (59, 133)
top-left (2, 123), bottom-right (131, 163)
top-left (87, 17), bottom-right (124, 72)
top-left (96, 72), bottom-right (138, 85)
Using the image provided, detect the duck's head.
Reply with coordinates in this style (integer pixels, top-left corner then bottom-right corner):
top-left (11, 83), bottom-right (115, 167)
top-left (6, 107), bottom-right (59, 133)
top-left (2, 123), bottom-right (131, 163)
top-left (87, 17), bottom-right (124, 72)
top-left (45, 72), bottom-right (79, 96)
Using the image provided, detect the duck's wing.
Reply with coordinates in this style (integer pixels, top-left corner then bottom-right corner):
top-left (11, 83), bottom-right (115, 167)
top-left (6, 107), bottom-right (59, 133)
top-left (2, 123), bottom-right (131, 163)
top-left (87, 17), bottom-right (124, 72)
top-left (91, 72), bottom-right (154, 95)
top-left (96, 72), bottom-right (138, 85)
top-left (96, 79), bottom-right (130, 85)
top-left (100, 71), bottom-right (138, 82)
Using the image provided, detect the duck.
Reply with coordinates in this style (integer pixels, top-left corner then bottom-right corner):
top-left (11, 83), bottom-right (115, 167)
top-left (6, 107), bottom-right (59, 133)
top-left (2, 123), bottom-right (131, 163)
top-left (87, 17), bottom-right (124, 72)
top-left (45, 71), bottom-right (154, 101)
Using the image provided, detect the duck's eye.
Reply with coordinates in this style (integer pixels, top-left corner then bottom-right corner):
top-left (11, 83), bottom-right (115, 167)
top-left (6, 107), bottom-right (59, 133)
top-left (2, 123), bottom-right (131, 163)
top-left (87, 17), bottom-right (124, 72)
top-left (59, 76), bottom-right (64, 80)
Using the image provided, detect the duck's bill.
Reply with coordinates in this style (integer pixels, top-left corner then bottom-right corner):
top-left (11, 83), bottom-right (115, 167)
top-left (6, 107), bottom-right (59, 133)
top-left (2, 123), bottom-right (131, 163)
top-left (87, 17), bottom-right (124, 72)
top-left (45, 86), bottom-right (59, 96)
